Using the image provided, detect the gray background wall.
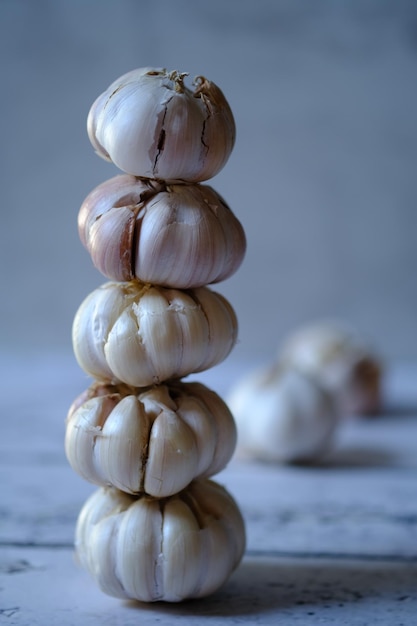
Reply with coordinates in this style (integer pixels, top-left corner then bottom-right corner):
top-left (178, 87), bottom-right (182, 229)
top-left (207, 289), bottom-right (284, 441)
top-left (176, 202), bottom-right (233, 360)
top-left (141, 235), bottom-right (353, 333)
top-left (1, 0), bottom-right (417, 366)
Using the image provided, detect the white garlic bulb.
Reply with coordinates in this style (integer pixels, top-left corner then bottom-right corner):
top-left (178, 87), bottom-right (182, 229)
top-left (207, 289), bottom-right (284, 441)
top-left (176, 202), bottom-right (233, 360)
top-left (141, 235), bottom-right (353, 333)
top-left (227, 365), bottom-right (337, 464)
top-left (78, 174), bottom-right (246, 287)
top-left (72, 281), bottom-right (237, 387)
top-left (65, 380), bottom-right (237, 497)
top-left (87, 67), bottom-right (235, 182)
top-left (279, 321), bottom-right (382, 415)
top-left (75, 479), bottom-right (246, 602)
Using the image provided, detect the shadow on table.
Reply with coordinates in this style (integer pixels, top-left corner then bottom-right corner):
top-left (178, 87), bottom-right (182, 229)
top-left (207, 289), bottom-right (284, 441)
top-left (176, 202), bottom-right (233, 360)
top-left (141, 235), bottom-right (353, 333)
top-left (315, 406), bottom-right (417, 469)
top-left (320, 445), bottom-right (397, 468)
top-left (125, 555), bottom-right (417, 618)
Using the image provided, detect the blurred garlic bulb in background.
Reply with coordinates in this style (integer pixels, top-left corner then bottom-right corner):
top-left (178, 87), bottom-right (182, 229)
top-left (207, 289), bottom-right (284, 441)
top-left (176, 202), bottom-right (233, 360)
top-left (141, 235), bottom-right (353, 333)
top-left (75, 479), bottom-right (245, 602)
top-left (279, 320), bottom-right (382, 415)
top-left (65, 380), bottom-right (237, 497)
top-left (87, 67), bottom-right (235, 182)
top-left (72, 281), bottom-right (238, 387)
top-left (227, 365), bottom-right (337, 464)
top-left (78, 175), bottom-right (246, 287)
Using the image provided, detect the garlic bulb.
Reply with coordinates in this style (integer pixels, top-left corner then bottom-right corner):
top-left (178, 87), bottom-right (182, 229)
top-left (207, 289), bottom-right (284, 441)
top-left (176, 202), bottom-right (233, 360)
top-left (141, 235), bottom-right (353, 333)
top-left (227, 365), bottom-right (337, 464)
top-left (72, 281), bottom-right (237, 387)
top-left (279, 321), bottom-right (382, 415)
top-left (87, 67), bottom-right (235, 182)
top-left (75, 479), bottom-right (245, 602)
top-left (78, 174), bottom-right (246, 287)
top-left (65, 380), bottom-right (236, 497)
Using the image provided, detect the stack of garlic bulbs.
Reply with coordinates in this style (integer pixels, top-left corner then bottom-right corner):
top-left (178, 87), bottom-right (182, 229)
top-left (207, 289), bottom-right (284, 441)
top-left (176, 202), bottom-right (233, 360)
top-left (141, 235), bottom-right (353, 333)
top-left (65, 68), bottom-right (246, 602)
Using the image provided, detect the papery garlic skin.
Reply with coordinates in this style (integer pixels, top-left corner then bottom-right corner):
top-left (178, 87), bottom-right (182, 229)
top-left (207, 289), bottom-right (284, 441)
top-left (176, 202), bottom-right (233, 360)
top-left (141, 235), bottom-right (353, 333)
top-left (78, 175), bottom-right (246, 287)
top-left (65, 380), bottom-right (237, 497)
top-left (279, 321), bottom-right (382, 415)
top-left (227, 366), bottom-right (337, 464)
top-left (72, 281), bottom-right (238, 387)
top-left (87, 68), bottom-right (236, 182)
top-left (75, 479), bottom-right (246, 602)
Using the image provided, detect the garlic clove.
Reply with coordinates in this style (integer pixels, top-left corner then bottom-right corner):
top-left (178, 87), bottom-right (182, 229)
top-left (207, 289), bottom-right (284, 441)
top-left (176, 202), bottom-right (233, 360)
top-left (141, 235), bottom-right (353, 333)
top-left (181, 480), bottom-right (246, 596)
top-left (279, 320), bottom-right (382, 415)
top-left (78, 175), bottom-right (246, 287)
top-left (191, 286), bottom-right (238, 367)
top-left (87, 68), bottom-right (235, 182)
top-left (86, 67), bottom-right (165, 163)
top-left (65, 380), bottom-right (237, 497)
top-left (71, 281), bottom-right (131, 381)
top-left (159, 497), bottom-right (203, 601)
top-left (227, 364), bottom-right (337, 464)
top-left (85, 206), bottom-right (136, 281)
top-left (170, 381), bottom-right (237, 477)
top-left (65, 393), bottom-right (120, 486)
top-left (74, 485), bottom-right (133, 598)
top-left (143, 392), bottom-right (199, 497)
top-left (116, 495), bottom-right (163, 600)
top-left (95, 396), bottom-right (150, 493)
top-left (75, 479), bottom-right (246, 602)
top-left (72, 281), bottom-right (238, 387)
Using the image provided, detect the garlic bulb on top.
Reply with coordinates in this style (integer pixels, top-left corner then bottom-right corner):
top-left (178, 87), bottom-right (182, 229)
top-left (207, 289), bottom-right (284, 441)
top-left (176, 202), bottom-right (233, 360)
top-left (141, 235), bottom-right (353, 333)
top-left (279, 321), bottom-right (382, 415)
top-left (72, 281), bottom-right (238, 387)
top-left (87, 67), bottom-right (235, 182)
top-left (78, 174), bottom-right (246, 287)
top-left (227, 365), bottom-right (337, 464)
top-left (75, 479), bottom-right (246, 602)
top-left (65, 380), bottom-right (237, 497)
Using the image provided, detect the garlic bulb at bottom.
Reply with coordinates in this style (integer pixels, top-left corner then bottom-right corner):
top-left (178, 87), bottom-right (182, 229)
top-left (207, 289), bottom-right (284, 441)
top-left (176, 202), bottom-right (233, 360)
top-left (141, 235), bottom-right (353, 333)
top-left (65, 380), bottom-right (237, 497)
top-left (87, 67), bottom-right (235, 182)
top-left (72, 281), bottom-right (237, 387)
top-left (227, 366), bottom-right (337, 464)
top-left (279, 321), bottom-right (382, 415)
top-left (78, 174), bottom-right (246, 287)
top-left (75, 479), bottom-right (245, 602)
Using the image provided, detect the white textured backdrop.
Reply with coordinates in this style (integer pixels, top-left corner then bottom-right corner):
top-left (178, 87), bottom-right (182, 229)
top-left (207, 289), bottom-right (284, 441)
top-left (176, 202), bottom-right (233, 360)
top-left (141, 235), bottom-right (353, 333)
top-left (1, 0), bottom-right (417, 365)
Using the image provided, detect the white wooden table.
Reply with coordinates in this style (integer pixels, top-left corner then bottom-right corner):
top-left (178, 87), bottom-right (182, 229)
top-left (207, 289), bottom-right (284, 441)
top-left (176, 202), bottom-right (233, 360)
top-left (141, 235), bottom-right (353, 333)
top-left (1, 353), bottom-right (416, 624)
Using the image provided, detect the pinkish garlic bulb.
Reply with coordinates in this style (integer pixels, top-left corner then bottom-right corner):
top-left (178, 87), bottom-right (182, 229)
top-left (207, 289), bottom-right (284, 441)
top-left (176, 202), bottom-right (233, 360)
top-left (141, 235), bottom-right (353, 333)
top-left (87, 67), bottom-right (236, 182)
top-left (78, 175), bottom-right (246, 287)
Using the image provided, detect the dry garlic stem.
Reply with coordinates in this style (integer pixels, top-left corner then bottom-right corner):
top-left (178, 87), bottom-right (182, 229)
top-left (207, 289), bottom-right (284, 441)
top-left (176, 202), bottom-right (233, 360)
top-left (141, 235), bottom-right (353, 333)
top-left (78, 175), bottom-right (246, 287)
top-left (75, 479), bottom-right (245, 602)
top-left (72, 281), bottom-right (237, 387)
top-left (65, 380), bottom-right (237, 497)
top-left (227, 365), bottom-right (337, 464)
top-left (280, 321), bottom-right (382, 415)
top-left (87, 67), bottom-right (235, 181)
